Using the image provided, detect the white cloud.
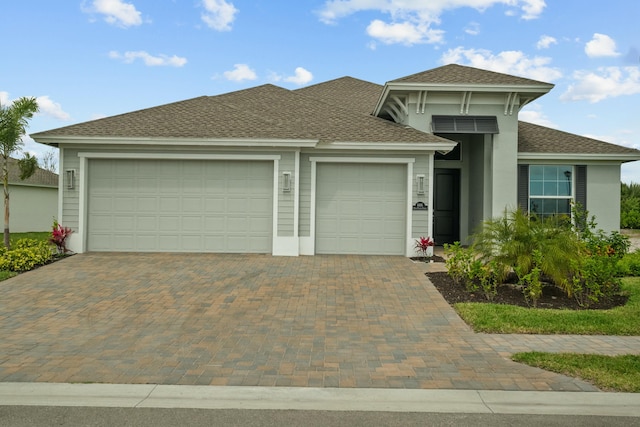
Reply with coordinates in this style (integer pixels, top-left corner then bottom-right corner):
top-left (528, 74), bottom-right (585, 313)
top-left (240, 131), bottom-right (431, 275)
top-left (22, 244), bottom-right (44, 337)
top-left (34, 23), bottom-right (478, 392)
top-left (465, 22), bottom-right (480, 36)
top-left (317, 1), bottom-right (545, 45)
top-left (536, 35), bottom-right (557, 49)
top-left (201, 0), bottom-right (238, 31)
top-left (223, 64), bottom-right (257, 82)
top-left (440, 47), bottom-right (562, 82)
top-left (585, 33), bottom-right (620, 58)
top-left (561, 66), bottom-right (640, 103)
top-left (366, 20), bottom-right (443, 45)
top-left (84, 0), bottom-right (143, 27)
top-left (518, 105), bottom-right (557, 128)
top-left (36, 96), bottom-right (71, 121)
top-left (0, 93), bottom-right (70, 121)
top-left (109, 51), bottom-right (187, 67)
top-left (283, 67), bottom-right (314, 85)
top-left (520, 0), bottom-right (546, 20)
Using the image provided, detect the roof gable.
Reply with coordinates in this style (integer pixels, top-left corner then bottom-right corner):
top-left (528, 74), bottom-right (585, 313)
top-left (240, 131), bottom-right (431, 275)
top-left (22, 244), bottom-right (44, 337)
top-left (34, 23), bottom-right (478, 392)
top-left (391, 64), bottom-right (553, 87)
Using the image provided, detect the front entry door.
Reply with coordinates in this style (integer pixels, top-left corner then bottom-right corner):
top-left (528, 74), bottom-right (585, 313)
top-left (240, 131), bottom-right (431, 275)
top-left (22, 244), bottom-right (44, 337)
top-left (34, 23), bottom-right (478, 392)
top-left (433, 168), bottom-right (460, 245)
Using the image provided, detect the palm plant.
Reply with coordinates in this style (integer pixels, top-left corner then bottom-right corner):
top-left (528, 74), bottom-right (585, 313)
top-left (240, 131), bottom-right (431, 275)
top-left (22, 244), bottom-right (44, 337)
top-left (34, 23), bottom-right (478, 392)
top-left (471, 209), bottom-right (584, 289)
top-left (0, 97), bottom-right (39, 249)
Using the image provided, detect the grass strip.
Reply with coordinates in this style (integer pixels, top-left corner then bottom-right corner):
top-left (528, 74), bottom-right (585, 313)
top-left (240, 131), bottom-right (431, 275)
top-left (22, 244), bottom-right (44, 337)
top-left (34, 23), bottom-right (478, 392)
top-left (512, 352), bottom-right (640, 392)
top-left (454, 277), bottom-right (640, 335)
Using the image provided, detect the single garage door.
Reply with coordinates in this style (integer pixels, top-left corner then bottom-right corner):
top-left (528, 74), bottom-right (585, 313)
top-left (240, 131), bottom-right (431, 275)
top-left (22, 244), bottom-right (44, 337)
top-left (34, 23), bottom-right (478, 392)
top-left (87, 159), bottom-right (273, 252)
top-left (316, 163), bottom-right (406, 255)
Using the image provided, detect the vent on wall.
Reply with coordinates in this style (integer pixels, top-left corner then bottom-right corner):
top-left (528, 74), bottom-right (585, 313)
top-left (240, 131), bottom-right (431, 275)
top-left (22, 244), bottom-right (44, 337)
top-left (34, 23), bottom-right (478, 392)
top-left (432, 116), bottom-right (499, 134)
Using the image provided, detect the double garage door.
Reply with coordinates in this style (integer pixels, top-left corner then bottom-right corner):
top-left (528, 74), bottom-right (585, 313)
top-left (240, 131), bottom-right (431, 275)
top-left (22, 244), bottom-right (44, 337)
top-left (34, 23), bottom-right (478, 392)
top-left (315, 163), bottom-right (407, 255)
top-left (87, 159), bottom-right (273, 252)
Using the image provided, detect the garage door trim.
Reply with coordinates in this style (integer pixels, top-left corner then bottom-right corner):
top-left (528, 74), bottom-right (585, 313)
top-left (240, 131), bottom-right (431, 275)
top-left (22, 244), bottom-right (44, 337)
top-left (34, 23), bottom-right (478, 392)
top-left (308, 156), bottom-right (415, 257)
top-left (77, 152), bottom-right (281, 254)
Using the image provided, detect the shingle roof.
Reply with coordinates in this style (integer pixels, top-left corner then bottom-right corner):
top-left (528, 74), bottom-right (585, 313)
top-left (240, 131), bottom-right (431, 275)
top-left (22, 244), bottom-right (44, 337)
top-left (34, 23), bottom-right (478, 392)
top-left (32, 84), bottom-right (449, 144)
top-left (295, 77), bottom-right (382, 115)
top-left (391, 64), bottom-right (554, 87)
top-left (7, 158), bottom-right (58, 187)
top-left (518, 121), bottom-right (640, 155)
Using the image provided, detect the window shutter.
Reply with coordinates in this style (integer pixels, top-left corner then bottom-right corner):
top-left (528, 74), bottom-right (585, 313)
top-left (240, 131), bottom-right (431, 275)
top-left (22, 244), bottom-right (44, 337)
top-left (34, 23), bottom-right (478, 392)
top-left (575, 165), bottom-right (587, 209)
top-left (518, 164), bottom-right (529, 212)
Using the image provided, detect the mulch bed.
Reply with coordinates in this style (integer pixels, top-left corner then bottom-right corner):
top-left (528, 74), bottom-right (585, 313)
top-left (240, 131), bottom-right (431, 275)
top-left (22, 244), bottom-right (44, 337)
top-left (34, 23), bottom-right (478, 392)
top-left (423, 262), bottom-right (628, 311)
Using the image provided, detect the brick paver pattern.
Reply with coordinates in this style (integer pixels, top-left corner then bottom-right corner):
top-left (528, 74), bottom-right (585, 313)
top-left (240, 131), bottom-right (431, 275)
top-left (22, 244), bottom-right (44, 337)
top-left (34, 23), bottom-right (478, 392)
top-left (1, 253), bottom-right (638, 391)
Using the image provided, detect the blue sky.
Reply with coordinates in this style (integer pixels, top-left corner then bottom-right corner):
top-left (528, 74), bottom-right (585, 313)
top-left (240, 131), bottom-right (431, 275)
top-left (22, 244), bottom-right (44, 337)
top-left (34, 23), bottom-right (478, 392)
top-left (2, 1), bottom-right (640, 181)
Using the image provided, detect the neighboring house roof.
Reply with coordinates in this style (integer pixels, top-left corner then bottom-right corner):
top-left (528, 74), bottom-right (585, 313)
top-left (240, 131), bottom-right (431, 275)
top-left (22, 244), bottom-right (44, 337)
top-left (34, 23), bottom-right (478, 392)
top-left (7, 158), bottom-right (58, 187)
top-left (390, 64), bottom-right (554, 87)
top-left (295, 76), bottom-right (383, 115)
top-left (32, 84), bottom-right (450, 145)
top-left (518, 121), bottom-right (640, 157)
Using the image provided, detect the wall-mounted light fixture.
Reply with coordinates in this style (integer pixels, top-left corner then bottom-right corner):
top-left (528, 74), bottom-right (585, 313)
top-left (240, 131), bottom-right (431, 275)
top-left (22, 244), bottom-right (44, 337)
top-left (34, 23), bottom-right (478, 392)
top-left (66, 169), bottom-right (76, 190)
top-left (282, 171), bottom-right (291, 192)
top-left (416, 174), bottom-right (425, 195)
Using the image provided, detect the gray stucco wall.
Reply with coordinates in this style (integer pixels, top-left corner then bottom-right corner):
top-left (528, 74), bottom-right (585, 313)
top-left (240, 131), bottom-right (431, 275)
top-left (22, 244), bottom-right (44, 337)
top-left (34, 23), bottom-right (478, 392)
top-left (9, 184), bottom-right (58, 232)
top-left (586, 163), bottom-right (621, 232)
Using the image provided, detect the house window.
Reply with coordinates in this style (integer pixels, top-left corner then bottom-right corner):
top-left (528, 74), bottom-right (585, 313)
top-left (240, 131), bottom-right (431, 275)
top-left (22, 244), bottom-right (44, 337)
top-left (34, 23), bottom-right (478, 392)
top-left (529, 165), bottom-right (573, 220)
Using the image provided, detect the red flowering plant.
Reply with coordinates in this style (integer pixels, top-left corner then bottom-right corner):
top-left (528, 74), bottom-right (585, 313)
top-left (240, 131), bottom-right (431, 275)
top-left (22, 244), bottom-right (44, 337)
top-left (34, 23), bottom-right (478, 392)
top-left (50, 220), bottom-right (73, 254)
top-left (414, 236), bottom-right (435, 258)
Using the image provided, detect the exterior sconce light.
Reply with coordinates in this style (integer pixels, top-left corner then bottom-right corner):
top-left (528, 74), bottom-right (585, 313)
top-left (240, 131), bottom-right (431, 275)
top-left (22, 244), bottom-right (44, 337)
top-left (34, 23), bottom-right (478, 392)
top-left (282, 171), bottom-right (291, 192)
top-left (416, 174), bottom-right (425, 195)
top-left (66, 169), bottom-right (76, 190)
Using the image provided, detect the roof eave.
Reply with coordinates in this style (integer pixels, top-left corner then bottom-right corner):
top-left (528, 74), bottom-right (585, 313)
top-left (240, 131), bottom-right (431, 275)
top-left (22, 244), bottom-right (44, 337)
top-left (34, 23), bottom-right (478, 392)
top-left (321, 141), bottom-right (458, 153)
top-left (31, 135), bottom-right (320, 148)
top-left (518, 152), bottom-right (640, 163)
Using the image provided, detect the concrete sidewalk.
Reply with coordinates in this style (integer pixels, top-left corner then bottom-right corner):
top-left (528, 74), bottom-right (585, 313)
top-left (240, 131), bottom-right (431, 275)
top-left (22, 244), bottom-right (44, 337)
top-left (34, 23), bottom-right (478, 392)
top-left (1, 383), bottom-right (639, 417)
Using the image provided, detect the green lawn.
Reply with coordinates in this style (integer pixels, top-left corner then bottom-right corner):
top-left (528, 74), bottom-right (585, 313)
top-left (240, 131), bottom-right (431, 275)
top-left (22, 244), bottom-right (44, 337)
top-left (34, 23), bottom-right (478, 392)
top-left (454, 277), bottom-right (640, 335)
top-left (9, 231), bottom-right (50, 243)
top-left (512, 352), bottom-right (640, 392)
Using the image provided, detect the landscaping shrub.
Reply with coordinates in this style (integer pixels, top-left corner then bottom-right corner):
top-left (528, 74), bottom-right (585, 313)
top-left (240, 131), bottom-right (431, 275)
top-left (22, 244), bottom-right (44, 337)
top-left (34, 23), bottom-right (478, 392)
top-left (617, 251), bottom-right (640, 277)
top-left (621, 182), bottom-right (640, 229)
top-left (446, 205), bottom-right (630, 308)
top-left (0, 238), bottom-right (54, 272)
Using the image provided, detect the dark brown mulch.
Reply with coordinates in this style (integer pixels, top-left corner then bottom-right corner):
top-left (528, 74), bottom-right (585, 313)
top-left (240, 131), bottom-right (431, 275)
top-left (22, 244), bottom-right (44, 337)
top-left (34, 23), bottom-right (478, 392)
top-left (426, 271), bottom-right (628, 310)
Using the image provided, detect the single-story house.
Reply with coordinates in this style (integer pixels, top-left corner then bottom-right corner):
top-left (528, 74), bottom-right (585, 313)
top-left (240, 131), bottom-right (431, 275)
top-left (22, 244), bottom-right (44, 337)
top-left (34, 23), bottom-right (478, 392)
top-left (6, 157), bottom-right (58, 232)
top-left (31, 64), bottom-right (640, 256)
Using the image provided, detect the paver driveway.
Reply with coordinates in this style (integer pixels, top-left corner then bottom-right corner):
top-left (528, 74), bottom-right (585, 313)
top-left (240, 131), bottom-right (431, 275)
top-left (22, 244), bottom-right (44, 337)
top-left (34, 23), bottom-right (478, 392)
top-left (0, 253), bottom-right (597, 390)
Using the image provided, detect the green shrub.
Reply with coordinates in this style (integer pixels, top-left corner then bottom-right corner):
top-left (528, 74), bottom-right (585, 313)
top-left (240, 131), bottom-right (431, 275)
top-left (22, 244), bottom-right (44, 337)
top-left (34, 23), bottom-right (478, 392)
top-left (621, 183), bottom-right (640, 229)
top-left (448, 206), bottom-right (629, 308)
top-left (444, 242), bottom-right (477, 291)
top-left (617, 251), bottom-right (640, 277)
top-left (471, 208), bottom-right (583, 292)
top-left (516, 250), bottom-right (543, 307)
top-left (0, 238), bottom-right (54, 272)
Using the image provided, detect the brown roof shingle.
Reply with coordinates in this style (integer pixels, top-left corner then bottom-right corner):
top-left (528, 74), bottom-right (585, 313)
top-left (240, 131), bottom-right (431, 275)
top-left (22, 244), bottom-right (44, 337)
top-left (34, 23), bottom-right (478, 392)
top-left (32, 84), bottom-right (450, 144)
top-left (295, 77), bottom-right (383, 115)
top-left (518, 121), bottom-right (640, 155)
top-left (391, 64), bottom-right (554, 87)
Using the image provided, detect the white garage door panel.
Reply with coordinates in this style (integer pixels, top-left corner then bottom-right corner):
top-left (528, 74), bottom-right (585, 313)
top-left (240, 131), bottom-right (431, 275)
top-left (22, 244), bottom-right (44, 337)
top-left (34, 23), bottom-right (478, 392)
top-left (88, 159), bottom-right (273, 253)
top-left (316, 163), bottom-right (407, 255)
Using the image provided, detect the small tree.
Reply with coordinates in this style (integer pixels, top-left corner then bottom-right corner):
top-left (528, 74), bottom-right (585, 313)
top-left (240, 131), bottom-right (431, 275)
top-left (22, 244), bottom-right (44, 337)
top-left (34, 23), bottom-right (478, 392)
top-left (0, 97), bottom-right (39, 249)
top-left (40, 149), bottom-right (58, 173)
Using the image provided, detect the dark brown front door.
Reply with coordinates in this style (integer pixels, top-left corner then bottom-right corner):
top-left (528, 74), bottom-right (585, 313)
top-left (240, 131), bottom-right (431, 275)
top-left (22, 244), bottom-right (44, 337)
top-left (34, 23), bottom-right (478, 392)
top-left (433, 168), bottom-right (460, 245)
